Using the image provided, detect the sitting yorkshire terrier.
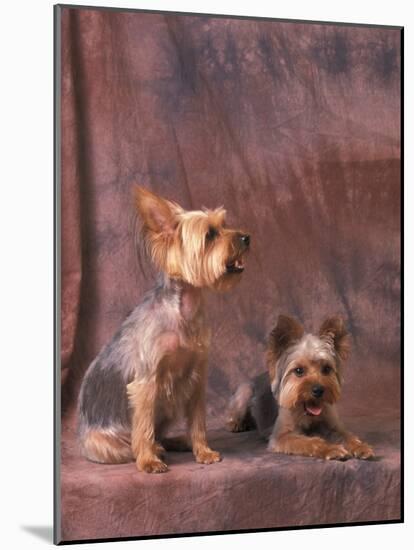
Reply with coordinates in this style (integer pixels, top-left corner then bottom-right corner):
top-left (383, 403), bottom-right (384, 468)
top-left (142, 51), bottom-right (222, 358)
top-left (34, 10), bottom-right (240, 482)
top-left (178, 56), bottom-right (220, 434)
top-left (78, 186), bottom-right (250, 473)
top-left (226, 315), bottom-right (374, 460)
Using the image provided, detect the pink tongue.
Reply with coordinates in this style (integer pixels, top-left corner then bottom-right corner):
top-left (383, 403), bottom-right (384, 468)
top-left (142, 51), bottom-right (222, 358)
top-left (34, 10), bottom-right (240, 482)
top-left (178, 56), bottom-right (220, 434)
top-left (306, 405), bottom-right (322, 416)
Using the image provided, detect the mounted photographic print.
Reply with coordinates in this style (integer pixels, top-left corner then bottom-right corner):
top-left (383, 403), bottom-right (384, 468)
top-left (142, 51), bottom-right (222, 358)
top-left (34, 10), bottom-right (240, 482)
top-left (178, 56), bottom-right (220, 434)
top-left (54, 4), bottom-right (403, 545)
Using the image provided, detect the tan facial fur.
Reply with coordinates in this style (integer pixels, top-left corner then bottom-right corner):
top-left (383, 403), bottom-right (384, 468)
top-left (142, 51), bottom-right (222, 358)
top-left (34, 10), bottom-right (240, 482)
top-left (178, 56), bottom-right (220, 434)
top-left (134, 186), bottom-right (249, 289)
top-left (278, 352), bottom-right (341, 412)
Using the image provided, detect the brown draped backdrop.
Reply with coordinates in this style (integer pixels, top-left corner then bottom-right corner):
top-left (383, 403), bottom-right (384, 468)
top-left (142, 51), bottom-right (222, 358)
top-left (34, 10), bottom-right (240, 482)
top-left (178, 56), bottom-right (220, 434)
top-left (59, 6), bottom-right (401, 542)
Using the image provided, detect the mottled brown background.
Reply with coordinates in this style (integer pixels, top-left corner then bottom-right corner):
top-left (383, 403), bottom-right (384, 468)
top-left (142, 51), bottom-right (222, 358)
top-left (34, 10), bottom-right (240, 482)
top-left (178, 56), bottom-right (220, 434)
top-left (59, 6), bottom-right (401, 543)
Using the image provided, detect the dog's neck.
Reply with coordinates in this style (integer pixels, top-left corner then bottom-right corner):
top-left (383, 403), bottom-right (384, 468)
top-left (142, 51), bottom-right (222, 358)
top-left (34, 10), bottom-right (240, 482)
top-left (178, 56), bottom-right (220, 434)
top-left (159, 274), bottom-right (204, 321)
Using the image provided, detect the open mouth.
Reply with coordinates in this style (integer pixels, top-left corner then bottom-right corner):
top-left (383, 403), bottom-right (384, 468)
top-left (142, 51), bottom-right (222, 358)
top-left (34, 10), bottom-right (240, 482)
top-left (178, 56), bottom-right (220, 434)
top-left (304, 401), bottom-right (323, 417)
top-left (226, 256), bottom-right (245, 274)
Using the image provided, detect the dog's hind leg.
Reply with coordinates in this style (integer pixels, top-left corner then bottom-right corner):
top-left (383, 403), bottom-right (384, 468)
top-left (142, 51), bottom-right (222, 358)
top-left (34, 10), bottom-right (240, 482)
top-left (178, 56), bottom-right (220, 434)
top-left (80, 429), bottom-right (133, 464)
top-left (225, 383), bottom-right (255, 432)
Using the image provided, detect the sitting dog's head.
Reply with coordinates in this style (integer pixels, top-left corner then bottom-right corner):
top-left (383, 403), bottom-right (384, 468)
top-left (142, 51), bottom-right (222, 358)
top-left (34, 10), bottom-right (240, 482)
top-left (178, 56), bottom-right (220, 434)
top-left (266, 316), bottom-right (350, 416)
top-left (134, 186), bottom-right (250, 290)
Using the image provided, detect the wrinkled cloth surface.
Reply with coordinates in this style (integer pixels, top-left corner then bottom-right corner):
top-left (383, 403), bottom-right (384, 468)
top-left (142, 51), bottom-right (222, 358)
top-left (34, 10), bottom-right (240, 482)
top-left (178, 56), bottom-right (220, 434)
top-left (59, 6), bottom-right (401, 543)
top-left (61, 415), bottom-right (400, 541)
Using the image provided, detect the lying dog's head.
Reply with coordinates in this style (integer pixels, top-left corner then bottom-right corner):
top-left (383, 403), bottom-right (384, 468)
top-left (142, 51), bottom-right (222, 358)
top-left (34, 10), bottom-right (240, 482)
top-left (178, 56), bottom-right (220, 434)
top-left (266, 316), bottom-right (350, 416)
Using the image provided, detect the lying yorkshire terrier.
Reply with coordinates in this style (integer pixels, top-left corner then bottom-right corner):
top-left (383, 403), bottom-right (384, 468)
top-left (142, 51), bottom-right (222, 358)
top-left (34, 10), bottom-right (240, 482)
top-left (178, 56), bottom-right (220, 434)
top-left (226, 315), bottom-right (374, 461)
top-left (78, 186), bottom-right (250, 473)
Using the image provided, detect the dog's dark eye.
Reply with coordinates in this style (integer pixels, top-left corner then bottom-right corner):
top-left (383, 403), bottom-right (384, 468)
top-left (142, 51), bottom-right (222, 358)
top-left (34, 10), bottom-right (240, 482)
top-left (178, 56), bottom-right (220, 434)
top-left (321, 364), bottom-right (332, 375)
top-left (206, 227), bottom-right (218, 241)
top-left (294, 367), bottom-right (305, 377)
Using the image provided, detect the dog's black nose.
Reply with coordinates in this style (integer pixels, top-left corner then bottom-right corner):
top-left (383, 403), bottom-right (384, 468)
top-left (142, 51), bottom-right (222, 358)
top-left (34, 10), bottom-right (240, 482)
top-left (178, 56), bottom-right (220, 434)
top-left (240, 234), bottom-right (250, 247)
top-left (311, 384), bottom-right (325, 398)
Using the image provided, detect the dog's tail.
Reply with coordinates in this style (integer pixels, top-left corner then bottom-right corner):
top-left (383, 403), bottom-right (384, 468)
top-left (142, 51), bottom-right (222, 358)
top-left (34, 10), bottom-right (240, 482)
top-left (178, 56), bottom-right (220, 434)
top-left (225, 383), bottom-right (256, 432)
top-left (80, 428), bottom-right (133, 464)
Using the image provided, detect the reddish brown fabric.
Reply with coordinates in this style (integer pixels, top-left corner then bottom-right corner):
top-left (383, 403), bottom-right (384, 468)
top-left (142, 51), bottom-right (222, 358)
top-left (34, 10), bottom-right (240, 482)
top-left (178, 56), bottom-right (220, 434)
top-left (61, 416), bottom-right (400, 541)
top-left (59, 6), bottom-right (401, 543)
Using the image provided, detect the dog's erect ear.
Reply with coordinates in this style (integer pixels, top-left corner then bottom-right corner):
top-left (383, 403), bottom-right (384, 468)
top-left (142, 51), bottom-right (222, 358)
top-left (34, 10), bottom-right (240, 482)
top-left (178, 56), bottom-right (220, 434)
top-left (266, 315), bottom-right (304, 396)
top-left (134, 186), bottom-right (181, 235)
top-left (319, 316), bottom-right (351, 361)
top-left (268, 315), bottom-right (304, 359)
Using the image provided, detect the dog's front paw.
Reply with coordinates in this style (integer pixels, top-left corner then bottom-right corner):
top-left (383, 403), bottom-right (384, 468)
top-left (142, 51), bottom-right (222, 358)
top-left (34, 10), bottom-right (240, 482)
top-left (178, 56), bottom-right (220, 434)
top-left (321, 444), bottom-right (351, 461)
top-left (299, 438), bottom-right (350, 460)
top-left (304, 439), bottom-right (350, 460)
top-left (137, 457), bottom-right (169, 474)
top-left (195, 448), bottom-right (222, 464)
top-left (346, 439), bottom-right (374, 460)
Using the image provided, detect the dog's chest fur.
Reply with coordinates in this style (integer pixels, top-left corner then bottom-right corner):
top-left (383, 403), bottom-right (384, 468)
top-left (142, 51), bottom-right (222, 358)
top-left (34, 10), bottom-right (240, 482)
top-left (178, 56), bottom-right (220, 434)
top-left (153, 281), bottom-right (210, 406)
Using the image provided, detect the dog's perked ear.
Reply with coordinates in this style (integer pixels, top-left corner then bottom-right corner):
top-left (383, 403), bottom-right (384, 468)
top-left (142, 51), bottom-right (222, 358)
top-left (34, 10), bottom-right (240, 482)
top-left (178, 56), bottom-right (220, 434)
top-left (266, 315), bottom-right (304, 396)
top-left (319, 316), bottom-right (351, 361)
top-left (267, 315), bottom-right (304, 359)
top-left (134, 186), bottom-right (182, 235)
